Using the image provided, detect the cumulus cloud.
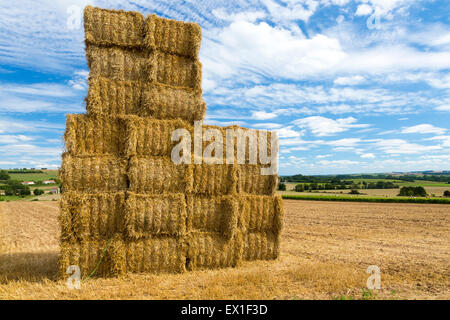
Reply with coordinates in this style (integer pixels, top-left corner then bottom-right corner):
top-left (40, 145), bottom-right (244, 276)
top-left (372, 139), bottom-right (442, 154)
top-left (355, 4), bottom-right (373, 16)
top-left (251, 110), bottom-right (278, 120)
top-left (334, 75), bottom-right (366, 85)
top-left (360, 153), bottom-right (375, 158)
top-left (293, 116), bottom-right (369, 136)
top-left (401, 124), bottom-right (447, 135)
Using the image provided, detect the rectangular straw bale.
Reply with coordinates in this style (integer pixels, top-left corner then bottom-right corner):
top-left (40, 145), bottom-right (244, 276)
top-left (237, 165), bottom-right (278, 195)
top-left (242, 231), bottom-right (280, 261)
top-left (84, 6), bottom-right (144, 48)
top-left (128, 157), bottom-right (192, 194)
top-left (64, 114), bottom-right (126, 156)
top-left (140, 83), bottom-right (205, 121)
top-left (59, 237), bottom-right (124, 279)
top-left (124, 193), bottom-right (187, 239)
top-left (186, 232), bottom-right (243, 271)
top-left (146, 50), bottom-right (202, 89)
top-left (59, 191), bottom-right (126, 242)
top-left (86, 76), bottom-right (141, 115)
top-left (86, 46), bottom-right (147, 81)
top-left (201, 125), bottom-right (273, 163)
top-left (60, 154), bottom-right (128, 193)
top-left (124, 237), bottom-right (186, 274)
top-left (123, 116), bottom-right (192, 157)
top-left (237, 195), bottom-right (283, 234)
top-left (191, 164), bottom-right (237, 195)
top-left (144, 14), bottom-right (201, 58)
top-left (186, 195), bottom-right (238, 239)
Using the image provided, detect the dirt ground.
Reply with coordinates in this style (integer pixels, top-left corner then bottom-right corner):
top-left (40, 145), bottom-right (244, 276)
top-left (0, 200), bottom-right (448, 300)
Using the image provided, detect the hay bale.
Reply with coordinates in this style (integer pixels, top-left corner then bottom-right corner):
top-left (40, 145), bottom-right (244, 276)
top-left (84, 6), bottom-right (144, 48)
top-left (191, 164), bottom-right (237, 195)
top-left (124, 193), bottom-right (187, 239)
top-left (124, 237), bottom-right (186, 274)
top-left (200, 125), bottom-right (273, 164)
top-left (128, 157), bottom-right (192, 194)
top-left (144, 14), bottom-right (201, 58)
top-left (64, 114), bottom-right (126, 156)
top-left (242, 231), bottom-right (280, 261)
top-left (140, 83), bottom-right (206, 121)
top-left (186, 196), bottom-right (238, 239)
top-left (145, 51), bottom-right (202, 89)
top-left (60, 192), bottom-right (126, 242)
top-left (237, 165), bottom-right (278, 195)
top-left (186, 232), bottom-right (243, 271)
top-left (86, 76), bottom-right (142, 116)
top-left (59, 237), bottom-right (123, 279)
top-left (123, 116), bottom-right (192, 157)
top-left (60, 154), bottom-right (128, 193)
top-left (237, 195), bottom-right (284, 234)
top-left (86, 46), bottom-right (146, 81)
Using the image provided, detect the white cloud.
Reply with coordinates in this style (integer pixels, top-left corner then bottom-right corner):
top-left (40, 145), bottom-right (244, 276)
top-left (0, 135), bottom-right (34, 144)
top-left (293, 116), bottom-right (369, 136)
top-left (435, 105), bottom-right (450, 111)
top-left (317, 159), bottom-right (361, 166)
top-left (401, 124), bottom-right (447, 135)
top-left (355, 4), bottom-right (373, 16)
top-left (261, 0), bottom-right (319, 22)
top-left (361, 153), bottom-right (375, 158)
top-left (212, 9), bottom-right (266, 23)
top-left (251, 110), bottom-right (278, 120)
top-left (275, 126), bottom-right (303, 138)
top-left (372, 139), bottom-right (442, 154)
top-left (426, 136), bottom-right (450, 147)
top-left (0, 117), bottom-right (64, 134)
top-left (202, 20), bottom-right (346, 82)
top-left (326, 138), bottom-right (362, 147)
top-left (334, 75), bottom-right (366, 85)
top-left (68, 70), bottom-right (89, 90)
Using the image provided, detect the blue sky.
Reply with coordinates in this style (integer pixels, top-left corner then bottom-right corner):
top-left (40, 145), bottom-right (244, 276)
top-left (0, 0), bottom-right (449, 175)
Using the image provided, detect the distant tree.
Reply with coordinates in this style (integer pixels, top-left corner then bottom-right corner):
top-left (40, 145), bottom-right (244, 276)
top-left (278, 183), bottom-right (286, 191)
top-left (349, 189), bottom-right (360, 195)
top-left (295, 184), bottom-right (304, 192)
top-left (443, 190), bottom-right (450, 197)
top-left (33, 189), bottom-right (45, 196)
top-left (0, 170), bottom-right (10, 181)
top-left (398, 186), bottom-right (427, 197)
top-left (19, 188), bottom-right (31, 197)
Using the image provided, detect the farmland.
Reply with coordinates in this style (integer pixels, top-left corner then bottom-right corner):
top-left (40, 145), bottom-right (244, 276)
top-left (0, 199), bottom-right (448, 299)
top-left (7, 170), bottom-right (58, 183)
top-left (279, 183), bottom-right (450, 200)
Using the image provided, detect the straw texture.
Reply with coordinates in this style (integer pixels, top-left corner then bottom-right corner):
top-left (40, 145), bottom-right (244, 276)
top-left (124, 193), bottom-right (187, 239)
top-left (84, 6), bottom-right (144, 48)
top-left (60, 191), bottom-right (126, 242)
top-left (59, 6), bottom-right (283, 279)
top-left (144, 14), bottom-right (201, 58)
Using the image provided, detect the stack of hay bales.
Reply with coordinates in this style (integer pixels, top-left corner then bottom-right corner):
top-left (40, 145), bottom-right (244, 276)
top-left (59, 6), bottom-right (283, 278)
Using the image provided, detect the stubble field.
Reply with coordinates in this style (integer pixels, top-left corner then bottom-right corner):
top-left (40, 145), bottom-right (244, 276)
top-left (0, 200), bottom-right (448, 300)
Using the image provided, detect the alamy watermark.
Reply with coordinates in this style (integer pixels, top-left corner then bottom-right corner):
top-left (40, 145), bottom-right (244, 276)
top-left (366, 265), bottom-right (381, 290)
top-left (66, 265), bottom-right (81, 290)
top-left (170, 121), bottom-right (279, 175)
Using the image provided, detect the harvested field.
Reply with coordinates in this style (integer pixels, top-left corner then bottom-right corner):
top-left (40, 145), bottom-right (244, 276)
top-left (1, 200), bottom-right (448, 299)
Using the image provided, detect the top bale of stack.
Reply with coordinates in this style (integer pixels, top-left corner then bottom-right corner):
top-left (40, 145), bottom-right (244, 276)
top-left (84, 6), bottom-right (202, 58)
top-left (84, 6), bottom-right (144, 48)
top-left (144, 14), bottom-right (201, 58)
